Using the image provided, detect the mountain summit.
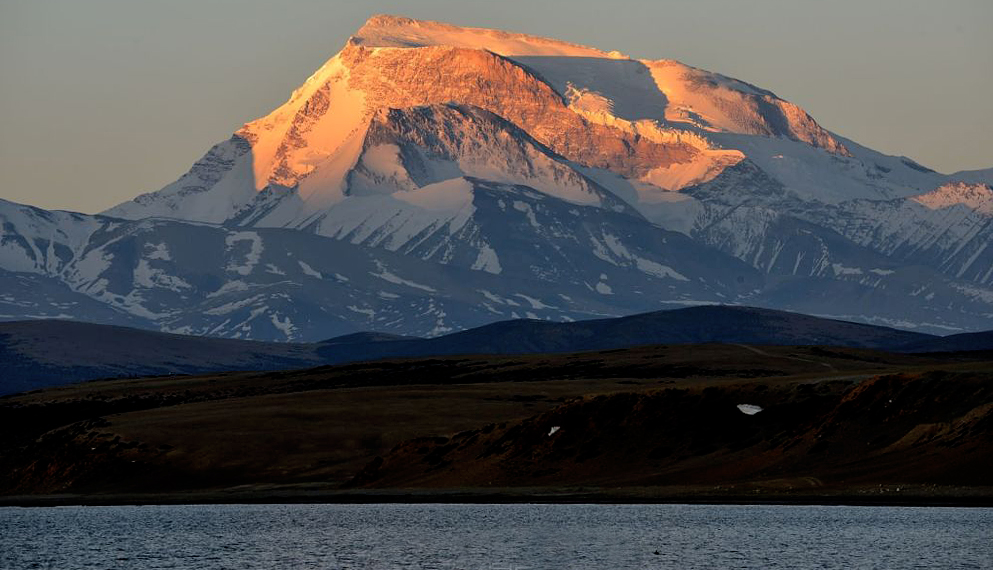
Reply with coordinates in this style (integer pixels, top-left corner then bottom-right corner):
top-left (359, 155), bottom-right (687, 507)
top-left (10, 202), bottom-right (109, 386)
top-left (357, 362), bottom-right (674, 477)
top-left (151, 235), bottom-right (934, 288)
top-left (2, 16), bottom-right (991, 339)
top-left (105, 15), bottom-right (854, 226)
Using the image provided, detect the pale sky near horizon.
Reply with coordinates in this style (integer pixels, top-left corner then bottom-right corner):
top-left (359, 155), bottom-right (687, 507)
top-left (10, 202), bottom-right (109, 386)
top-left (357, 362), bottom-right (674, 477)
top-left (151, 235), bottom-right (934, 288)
top-left (1, 0), bottom-right (990, 213)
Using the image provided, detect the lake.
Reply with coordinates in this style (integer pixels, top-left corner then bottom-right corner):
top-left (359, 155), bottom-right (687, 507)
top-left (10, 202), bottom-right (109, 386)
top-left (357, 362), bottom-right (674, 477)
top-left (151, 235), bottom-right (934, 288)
top-left (2, 503), bottom-right (991, 569)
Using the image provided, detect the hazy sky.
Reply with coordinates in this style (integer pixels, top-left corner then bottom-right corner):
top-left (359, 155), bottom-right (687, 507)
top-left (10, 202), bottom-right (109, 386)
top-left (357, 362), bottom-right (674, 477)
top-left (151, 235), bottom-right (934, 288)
top-left (1, 0), bottom-right (990, 213)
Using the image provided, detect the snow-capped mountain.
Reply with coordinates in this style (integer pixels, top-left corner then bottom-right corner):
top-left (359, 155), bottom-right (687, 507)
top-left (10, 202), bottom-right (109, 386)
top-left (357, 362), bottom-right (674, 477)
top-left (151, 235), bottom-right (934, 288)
top-left (0, 196), bottom-right (758, 340)
top-left (3, 15), bottom-right (992, 338)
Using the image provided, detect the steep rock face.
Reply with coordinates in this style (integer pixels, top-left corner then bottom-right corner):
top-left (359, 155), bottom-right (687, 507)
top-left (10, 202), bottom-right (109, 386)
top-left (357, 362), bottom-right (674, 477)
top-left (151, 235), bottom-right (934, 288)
top-left (341, 44), bottom-right (701, 179)
top-left (354, 104), bottom-right (629, 211)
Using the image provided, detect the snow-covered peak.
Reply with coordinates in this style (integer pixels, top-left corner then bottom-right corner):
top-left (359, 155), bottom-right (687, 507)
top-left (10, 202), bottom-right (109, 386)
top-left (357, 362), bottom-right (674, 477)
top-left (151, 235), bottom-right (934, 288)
top-left (352, 14), bottom-right (622, 58)
top-left (102, 11), bottom-right (993, 252)
top-left (0, 198), bottom-right (105, 275)
top-left (912, 182), bottom-right (993, 214)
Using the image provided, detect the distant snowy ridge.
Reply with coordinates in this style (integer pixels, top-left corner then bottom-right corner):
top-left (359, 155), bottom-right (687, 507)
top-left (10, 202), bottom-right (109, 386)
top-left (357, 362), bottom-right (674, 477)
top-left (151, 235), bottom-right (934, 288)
top-left (0, 195), bottom-right (762, 340)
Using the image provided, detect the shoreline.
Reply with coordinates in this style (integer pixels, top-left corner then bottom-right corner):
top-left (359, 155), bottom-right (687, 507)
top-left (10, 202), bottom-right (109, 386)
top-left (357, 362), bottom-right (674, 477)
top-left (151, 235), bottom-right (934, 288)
top-left (4, 486), bottom-right (992, 508)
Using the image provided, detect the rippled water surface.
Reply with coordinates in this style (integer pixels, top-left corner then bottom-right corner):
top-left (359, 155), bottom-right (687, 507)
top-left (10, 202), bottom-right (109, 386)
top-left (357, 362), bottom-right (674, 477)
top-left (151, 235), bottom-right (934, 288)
top-left (2, 503), bottom-right (991, 569)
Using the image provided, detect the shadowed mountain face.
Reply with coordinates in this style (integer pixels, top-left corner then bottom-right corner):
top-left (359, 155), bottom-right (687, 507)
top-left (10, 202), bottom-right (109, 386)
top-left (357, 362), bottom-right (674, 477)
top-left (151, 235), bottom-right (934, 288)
top-left (399, 305), bottom-right (934, 353)
top-left (0, 320), bottom-right (320, 396)
top-left (0, 305), bottom-right (949, 395)
top-left (1, 16), bottom-right (992, 338)
top-left (897, 330), bottom-right (993, 354)
top-left (312, 305), bottom-right (938, 365)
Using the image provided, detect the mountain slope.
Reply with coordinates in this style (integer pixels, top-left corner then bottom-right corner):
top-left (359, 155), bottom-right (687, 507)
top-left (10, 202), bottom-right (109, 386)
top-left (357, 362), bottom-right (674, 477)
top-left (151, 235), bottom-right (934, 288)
top-left (351, 370), bottom-right (993, 492)
top-left (0, 187), bottom-right (761, 343)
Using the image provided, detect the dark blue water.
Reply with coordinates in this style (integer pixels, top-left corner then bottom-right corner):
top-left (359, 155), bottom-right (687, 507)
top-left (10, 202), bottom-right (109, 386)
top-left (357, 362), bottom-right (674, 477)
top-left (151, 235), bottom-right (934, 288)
top-left (2, 503), bottom-right (991, 569)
